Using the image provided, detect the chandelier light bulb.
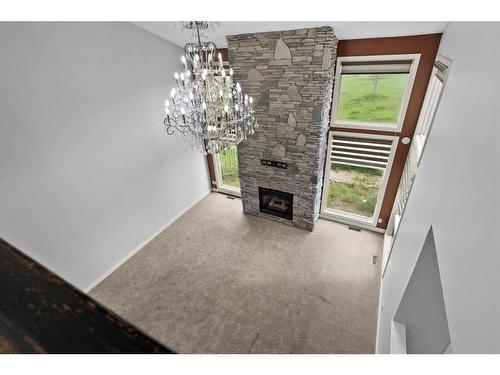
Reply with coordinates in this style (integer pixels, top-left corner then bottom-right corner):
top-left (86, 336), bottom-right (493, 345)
top-left (181, 55), bottom-right (187, 66)
top-left (224, 104), bottom-right (229, 113)
top-left (180, 72), bottom-right (185, 81)
top-left (236, 82), bottom-right (241, 93)
top-left (218, 52), bottom-right (222, 62)
top-left (170, 88), bottom-right (176, 98)
top-left (174, 72), bottom-right (179, 80)
top-left (234, 104), bottom-right (239, 111)
top-left (189, 92), bottom-right (194, 100)
top-left (219, 89), bottom-right (223, 98)
top-left (180, 106), bottom-right (186, 124)
top-left (249, 96), bottom-right (253, 104)
top-left (202, 101), bottom-right (207, 120)
top-left (229, 68), bottom-right (233, 76)
top-left (221, 69), bottom-right (226, 78)
top-left (164, 99), bottom-right (170, 107)
top-left (164, 107), bottom-right (170, 114)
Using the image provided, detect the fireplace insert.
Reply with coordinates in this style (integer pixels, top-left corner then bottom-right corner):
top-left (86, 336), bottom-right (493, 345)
top-left (258, 187), bottom-right (293, 220)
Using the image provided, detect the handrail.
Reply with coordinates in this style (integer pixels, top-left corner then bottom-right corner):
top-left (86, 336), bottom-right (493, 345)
top-left (0, 237), bottom-right (174, 353)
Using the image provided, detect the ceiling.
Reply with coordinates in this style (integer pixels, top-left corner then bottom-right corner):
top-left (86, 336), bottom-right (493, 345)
top-left (132, 21), bottom-right (448, 48)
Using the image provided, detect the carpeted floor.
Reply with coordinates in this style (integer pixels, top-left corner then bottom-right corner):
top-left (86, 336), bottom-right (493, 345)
top-left (90, 193), bottom-right (383, 353)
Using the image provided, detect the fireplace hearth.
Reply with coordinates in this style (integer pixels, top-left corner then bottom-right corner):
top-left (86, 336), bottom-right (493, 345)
top-left (259, 187), bottom-right (293, 220)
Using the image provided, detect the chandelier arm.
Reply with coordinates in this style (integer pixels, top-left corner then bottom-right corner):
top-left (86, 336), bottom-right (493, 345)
top-left (164, 119), bottom-right (193, 136)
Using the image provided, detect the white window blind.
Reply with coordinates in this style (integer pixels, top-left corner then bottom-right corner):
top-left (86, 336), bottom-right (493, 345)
top-left (331, 134), bottom-right (393, 170)
top-left (341, 60), bottom-right (413, 74)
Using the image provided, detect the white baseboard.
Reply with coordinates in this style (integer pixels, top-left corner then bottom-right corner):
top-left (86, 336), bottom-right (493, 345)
top-left (374, 281), bottom-right (384, 354)
top-left (83, 190), bottom-right (211, 293)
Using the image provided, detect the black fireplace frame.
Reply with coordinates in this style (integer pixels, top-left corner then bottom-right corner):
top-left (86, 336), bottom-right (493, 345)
top-left (258, 187), bottom-right (293, 221)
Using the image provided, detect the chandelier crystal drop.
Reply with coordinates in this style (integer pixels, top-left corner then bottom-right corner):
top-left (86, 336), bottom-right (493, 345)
top-left (163, 21), bottom-right (258, 155)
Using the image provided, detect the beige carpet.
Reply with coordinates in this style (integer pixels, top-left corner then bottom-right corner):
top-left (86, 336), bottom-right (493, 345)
top-left (90, 193), bottom-right (383, 353)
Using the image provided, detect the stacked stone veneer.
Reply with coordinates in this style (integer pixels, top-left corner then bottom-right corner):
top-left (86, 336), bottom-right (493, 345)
top-left (227, 27), bottom-right (337, 231)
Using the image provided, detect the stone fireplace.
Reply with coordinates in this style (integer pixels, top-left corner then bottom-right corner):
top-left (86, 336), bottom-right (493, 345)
top-left (227, 27), bottom-right (337, 231)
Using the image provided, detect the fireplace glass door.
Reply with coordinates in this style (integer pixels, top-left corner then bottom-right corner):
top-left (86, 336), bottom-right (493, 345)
top-left (259, 187), bottom-right (293, 220)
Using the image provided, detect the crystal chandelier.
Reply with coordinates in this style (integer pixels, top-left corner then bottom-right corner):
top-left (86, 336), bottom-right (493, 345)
top-left (163, 21), bottom-right (258, 155)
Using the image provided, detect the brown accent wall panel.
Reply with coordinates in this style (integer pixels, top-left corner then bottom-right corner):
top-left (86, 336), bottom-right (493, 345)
top-left (336, 34), bottom-right (442, 228)
top-left (206, 153), bottom-right (217, 189)
top-left (216, 48), bottom-right (229, 62)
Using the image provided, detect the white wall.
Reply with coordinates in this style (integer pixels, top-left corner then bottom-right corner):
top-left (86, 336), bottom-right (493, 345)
top-left (0, 22), bottom-right (210, 290)
top-left (377, 22), bottom-right (500, 353)
top-left (393, 228), bottom-right (450, 354)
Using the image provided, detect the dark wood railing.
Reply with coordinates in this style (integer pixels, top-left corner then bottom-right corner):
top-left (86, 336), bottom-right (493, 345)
top-left (0, 237), bottom-right (174, 353)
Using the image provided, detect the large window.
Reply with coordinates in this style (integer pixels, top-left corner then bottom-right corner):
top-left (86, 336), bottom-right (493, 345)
top-left (332, 54), bottom-right (420, 131)
top-left (321, 132), bottom-right (397, 226)
top-left (218, 147), bottom-right (240, 189)
top-left (336, 73), bottom-right (408, 124)
top-left (327, 164), bottom-right (384, 218)
top-left (213, 145), bottom-right (241, 196)
top-left (320, 54), bottom-right (420, 229)
top-left (413, 56), bottom-right (450, 164)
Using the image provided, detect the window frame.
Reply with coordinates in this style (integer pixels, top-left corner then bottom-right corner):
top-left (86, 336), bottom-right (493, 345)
top-left (320, 131), bottom-right (399, 229)
top-left (414, 54), bottom-right (451, 166)
top-left (331, 54), bottom-right (421, 132)
top-left (212, 149), bottom-right (241, 197)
